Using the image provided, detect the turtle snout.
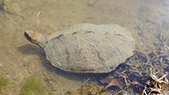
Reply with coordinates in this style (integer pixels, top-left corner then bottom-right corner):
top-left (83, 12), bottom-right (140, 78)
top-left (24, 31), bottom-right (33, 42)
top-left (24, 30), bottom-right (46, 48)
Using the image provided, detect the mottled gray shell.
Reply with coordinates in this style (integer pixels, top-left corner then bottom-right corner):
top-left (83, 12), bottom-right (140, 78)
top-left (44, 23), bottom-right (135, 73)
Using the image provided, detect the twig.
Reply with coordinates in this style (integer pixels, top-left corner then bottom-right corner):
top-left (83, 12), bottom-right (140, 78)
top-left (71, 77), bottom-right (91, 92)
top-left (36, 11), bottom-right (41, 17)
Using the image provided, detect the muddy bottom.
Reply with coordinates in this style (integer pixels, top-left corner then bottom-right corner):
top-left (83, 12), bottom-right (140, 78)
top-left (69, 84), bottom-right (108, 95)
top-left (1, 0), bottom-right (169, 95)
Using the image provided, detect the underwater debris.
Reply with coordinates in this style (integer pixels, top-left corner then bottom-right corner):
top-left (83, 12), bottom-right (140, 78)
top-left (141, 72), bottom-right (169, 95)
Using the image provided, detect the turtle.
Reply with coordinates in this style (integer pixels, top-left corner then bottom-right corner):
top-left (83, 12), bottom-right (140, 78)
top-left (24, 23), bottom-right (135, 73)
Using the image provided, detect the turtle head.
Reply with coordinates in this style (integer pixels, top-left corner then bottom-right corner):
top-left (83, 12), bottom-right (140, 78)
top-left (24, 30), bottom-right (46, 48)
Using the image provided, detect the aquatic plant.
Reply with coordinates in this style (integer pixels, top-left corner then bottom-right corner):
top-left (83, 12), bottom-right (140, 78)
top-left (141, 73), bottom-right (169, 95)
top-left (19, 77), bottom-right (49, 95)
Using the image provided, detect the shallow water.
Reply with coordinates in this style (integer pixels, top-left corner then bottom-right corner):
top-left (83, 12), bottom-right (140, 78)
top-left (1, 0), bottom-right (169, 94)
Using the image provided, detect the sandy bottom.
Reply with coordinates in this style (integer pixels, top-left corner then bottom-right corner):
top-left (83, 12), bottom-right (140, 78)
top-left (1, 0), bottom-right (169, 94)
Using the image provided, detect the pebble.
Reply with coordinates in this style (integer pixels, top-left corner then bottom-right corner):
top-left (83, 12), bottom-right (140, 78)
top-left (131, 72), bottom-right (143, 78)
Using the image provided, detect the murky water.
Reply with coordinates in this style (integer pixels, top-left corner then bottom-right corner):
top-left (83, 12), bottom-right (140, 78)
top-left (1, 0), bottom-right (169, 94)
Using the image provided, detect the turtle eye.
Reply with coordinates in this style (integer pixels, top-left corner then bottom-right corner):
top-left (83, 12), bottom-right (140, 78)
top-left (24, 32), bottom-right (33, 42)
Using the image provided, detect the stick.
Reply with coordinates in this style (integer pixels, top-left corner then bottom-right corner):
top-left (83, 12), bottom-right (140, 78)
top-left (72, 77), bottom-right (91, 92)
top-left (36, 11), bottom-right (41, 17)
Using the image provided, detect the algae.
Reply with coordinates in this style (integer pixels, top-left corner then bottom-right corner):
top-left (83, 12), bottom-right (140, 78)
top-left (19, 77), bottom-right (49, 95)
top-left (0, 76), bottom-right (8, 92)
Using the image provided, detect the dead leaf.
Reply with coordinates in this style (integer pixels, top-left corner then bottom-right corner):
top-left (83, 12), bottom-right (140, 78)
top-left (104, 78), bottom-right (124, 89)
top-left (100, 77), bottom-right (112, 84)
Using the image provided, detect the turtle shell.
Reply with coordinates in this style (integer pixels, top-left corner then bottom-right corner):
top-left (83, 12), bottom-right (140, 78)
top-left (44, 23), bottom-right (135, 73)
